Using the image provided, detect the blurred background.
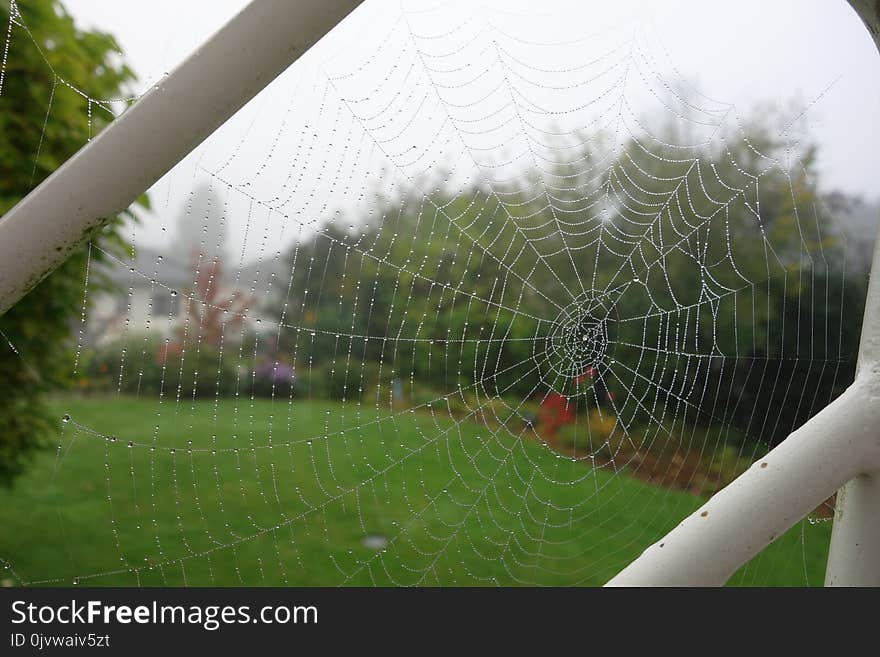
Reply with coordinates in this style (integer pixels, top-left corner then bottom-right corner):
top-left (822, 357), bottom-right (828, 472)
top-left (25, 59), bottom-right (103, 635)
top-left (0, 0), bottom-right (878, 586)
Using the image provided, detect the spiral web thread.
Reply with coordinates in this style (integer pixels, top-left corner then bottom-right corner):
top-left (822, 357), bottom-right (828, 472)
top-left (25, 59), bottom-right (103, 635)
top-left (0, 0), bottom-right (855, 586)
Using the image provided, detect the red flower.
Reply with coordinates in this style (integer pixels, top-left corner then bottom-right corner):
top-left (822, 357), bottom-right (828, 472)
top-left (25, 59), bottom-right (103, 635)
top-left (539, 392), bottom-right (574, 438)
top-left (574, 366), bottom-right (596, 384)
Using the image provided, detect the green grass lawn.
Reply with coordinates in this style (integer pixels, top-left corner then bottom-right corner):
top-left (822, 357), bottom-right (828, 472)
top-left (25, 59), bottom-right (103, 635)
top-left (0, 395), bottom-right (830, 586)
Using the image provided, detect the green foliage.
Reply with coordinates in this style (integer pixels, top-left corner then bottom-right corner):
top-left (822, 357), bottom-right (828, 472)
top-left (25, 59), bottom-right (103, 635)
top-left (295, 360), bottom-right (381, 401)
top-left (0, 396), bottom-right (832, 585)
top-left (83, 337), bottom-right (242, 399)
top-left (271, 112), bottom-right (863, 450)
top-left (0, 1), bottom-right (138, 485)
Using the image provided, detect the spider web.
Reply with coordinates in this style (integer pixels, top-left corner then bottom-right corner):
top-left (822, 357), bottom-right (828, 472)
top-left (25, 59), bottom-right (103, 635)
top-left (0, 0), bottom-right (862, 586)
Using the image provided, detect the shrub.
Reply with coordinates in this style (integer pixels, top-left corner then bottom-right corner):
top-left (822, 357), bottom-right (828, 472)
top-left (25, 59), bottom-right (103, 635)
top-left (295, 361), bottom-right (381, 402)
top-left (250, 360), bottom-right (296, 399)
top-left (558, 409), bottom-right (618, 455)
top-left (84, 337), bottom-right (240, 400)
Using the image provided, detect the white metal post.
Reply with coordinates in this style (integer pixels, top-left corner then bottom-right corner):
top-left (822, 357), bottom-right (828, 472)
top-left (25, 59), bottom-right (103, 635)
top-left (823, 0), bottom-right (880, 589)
top-left (824, 233), bottom-right (880, 584)
top-left (0, 0), bottom-right (363, 316)
top-left (826, 475), bottom-right (880, 585)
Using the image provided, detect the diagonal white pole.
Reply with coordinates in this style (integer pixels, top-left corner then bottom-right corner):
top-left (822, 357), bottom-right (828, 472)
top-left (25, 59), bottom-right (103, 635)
top-left (607, 0), bottom-right (880, 586)
top-left (0, 0), bottom-right (363, 316)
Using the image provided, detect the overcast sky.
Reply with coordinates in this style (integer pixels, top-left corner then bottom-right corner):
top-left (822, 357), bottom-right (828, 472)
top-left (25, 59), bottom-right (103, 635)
top-left (60, 0), bottom-right (880, 264)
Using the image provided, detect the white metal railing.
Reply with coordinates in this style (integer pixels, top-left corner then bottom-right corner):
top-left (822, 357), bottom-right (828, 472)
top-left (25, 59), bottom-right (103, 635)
top-left (0, 0), bottom-right (876, 586)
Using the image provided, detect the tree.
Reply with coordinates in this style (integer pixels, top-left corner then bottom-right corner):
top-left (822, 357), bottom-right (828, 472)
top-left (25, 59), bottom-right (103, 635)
top-left (0, 1), bottom-right (139, 485)
top-left (269, 106), bottom-right (861, 449)
top-left (171, 183), bottom-right (228, 266)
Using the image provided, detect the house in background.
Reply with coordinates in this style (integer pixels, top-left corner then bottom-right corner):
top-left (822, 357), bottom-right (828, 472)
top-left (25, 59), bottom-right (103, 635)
top-left (88, 245), bottom-right (284, 346)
